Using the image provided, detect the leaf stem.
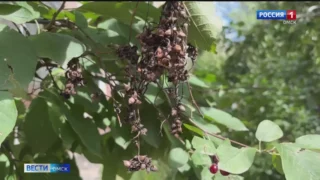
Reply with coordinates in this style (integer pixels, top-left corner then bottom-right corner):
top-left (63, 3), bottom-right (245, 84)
top-left (188, 118), bottom-right (250, 148)
top-left (128, 2), bottom-right (139, 44)
top-left (45, 1), bottom-right (66, 30)
top-left (186, 81), bottom-right (203, 117)
top-left (258, 141), bottom-right (262, 152)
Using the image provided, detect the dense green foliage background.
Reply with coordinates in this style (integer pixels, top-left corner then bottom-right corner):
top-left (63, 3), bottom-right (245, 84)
top-left (0, 1), bottom-right (320, 180)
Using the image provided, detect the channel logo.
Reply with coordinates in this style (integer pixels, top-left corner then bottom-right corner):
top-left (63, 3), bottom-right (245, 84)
top-left (24, 164), bottom-right (70, 173)
top-left (256, 10), bottom-right (296, 20)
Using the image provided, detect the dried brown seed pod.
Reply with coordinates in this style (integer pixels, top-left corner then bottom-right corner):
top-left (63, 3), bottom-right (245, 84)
top-left (175, 119), bottom-right (182, 125)
top-left (171, 109), bottom-right (178, 116)
top-left (172, 123), bottom-right (177, 128)
top-left (177, 30), bottom-right (186, 37)
top-left (131, 126), bottom-right (138, 132)
top-left (165, 29), bottom-right (172, 36)
top-left (173, 44), bottom-right (182, 52)
top-left (157, 29), bottom-right (165, 37)
top-left (141, 128), bottom-right (148, 135)
top-left (139, 155), bottom-right (147, 161)
top-left (178, 104), bottom-right (186, 112)
top-left (124, 83), bottom-right (131, 91)
top-left (141, 164), bottom-right (146, 170)
top-left (136, 99), bottom-right (142, 105)
top-left (123, 160), bottom-right (131, 167)
top-left (128, 97), bottom-right (136, 105)
top-left (172, 129), bottom-right (177, 134)
top-left (156, 47), bottom-right (164, 58)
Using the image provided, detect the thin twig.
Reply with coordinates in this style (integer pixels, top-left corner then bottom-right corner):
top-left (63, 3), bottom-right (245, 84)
top-left (22, 24), bottom-right (30, 36)
top-left (186, 81), bottom-right (203, 117)
top-left (34, 19), bottom-right (40, 34)
top-left (12, 22), bottom-right (23, 34)
top-left (45, 1), bottom-right (66, 30)
top-left (156, 81), bottom-right (172, 107)
top-left (45, 65), bottom-right (61, 92)
top-left (128, 2), bottom-right (140, 44)
top-left (188, 118), bottom-right (250, 148)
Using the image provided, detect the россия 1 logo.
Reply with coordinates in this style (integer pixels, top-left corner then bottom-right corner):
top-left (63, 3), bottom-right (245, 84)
top-left (24, 164), bottom-right (70, 173)
top-left (256, 10), bottom-right (296, 24)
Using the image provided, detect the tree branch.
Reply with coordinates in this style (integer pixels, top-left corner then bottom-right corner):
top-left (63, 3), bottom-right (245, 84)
top-left (45, 1), bottom-right (66, 30)
top-left (188, 118), bottom-right (250, 148)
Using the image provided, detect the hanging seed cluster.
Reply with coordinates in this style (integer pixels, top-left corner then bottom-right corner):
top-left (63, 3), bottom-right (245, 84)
top-left (124, 83), bottom-right (147, 135)
top-left (61, 58), bottom-right (85, 99)
top-left (116, 45), bottom-right (139, 65)
top-left (123, 155), bottom-right (158, 172)
top-left (136, 1), bottom-right (190, 85)
top-left (116, 1), bottom-right (198, 172)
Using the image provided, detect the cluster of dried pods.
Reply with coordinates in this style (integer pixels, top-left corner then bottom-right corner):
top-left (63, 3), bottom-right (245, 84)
top-left (56, 1), bottom-right (198, 173)
top-left (123, 155), bottom-right (158, 173)
top-left (60, 58), bottom-right (85, 99)
top-left (116, 1), bottom-right (198, 172)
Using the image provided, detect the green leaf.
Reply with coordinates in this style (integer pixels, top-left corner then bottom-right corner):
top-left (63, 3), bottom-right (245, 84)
top-left (0, 29), bottom-right (37, 91)
top-left (45, 90), bottom-right (102, 157)
top-left (0, 96), bottom-right (17, 146)
top-left (272, 155), bottom-right (284, 174)
top-left (78, 2), bottom-right (160, 25)
top-left (191, 150), bottom-right (212, 166)
top-left (66, 104), bottom-right (102, 157)
top-left (217, 141), bottom-right (256, 174)
top-left (110, 117), bottom-right (132, 149)
top-left (185, 139), bottom-right (192, 150)
top-left (0, 153), bottom-right (9, 180)
top-left (0, 24), bottom-right (6, 31)
top-left (0, 3), bottom-right (39, 24)
top-left (74, 10), bottom-right (88, 28)
top-left (184, 2), bottom-right (222, 52)
top-left (24, 97), bottom-right (59, 153)
top-left (68, 26), bottom-right (127, 51)
top-left (188, 75), bottom-right (209, 88)
top-left (214, 174), bottom-right (244, 180)
top-left (200, 167), bottom-right (214, 180)
top-left (255, 120), bottom-right (283, 142)
top-left (13, 2), bottom-right (40, 18)
top-left (191, 136), bottom-right (216, 155)
top-left (97, 18), bottom-right (141, 45)
top-left (46, 101), bottom-right (76, 149)
top-left (275, 143), bottom-right (320, 180)
top-left (168, 148), bottom-right (189, 168)
top-left (192, 115), bottom-right (221, 134)
top-left (295, 134), bottom-right (320, 150)
top-left (200, 107), bottom-right (248, 131)
top-left (28, 32), bottom-right (86, 65)
top-left (183, 123), bottom-right (204, 136)
top-left (140, 105), bottom-right (162, 148)
top-left (178, 162), bottom-right (191, 173)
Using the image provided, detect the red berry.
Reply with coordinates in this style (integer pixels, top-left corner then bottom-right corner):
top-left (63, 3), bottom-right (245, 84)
top-left (220, 170), bottom-right (230, 176)
top-left (212, 155), bottom-right (219, 163)
top-left (209, 164), bottom-right (218, 174)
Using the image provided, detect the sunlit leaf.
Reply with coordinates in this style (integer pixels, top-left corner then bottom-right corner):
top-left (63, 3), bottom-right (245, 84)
top-left (201, 107), bottom-right (248, 131)
top-left (255, 120), bottom-right (283, 142)
top-left (295, 134), bottom-right (320, 150)
top-left (276, 143), bottom-right (320, 180)
top-left (184, 2), bottom-right (223, 52)
top-left (168, 148), bottom-right (189, 168)
top-left (217, 141), bottom-right (256, 174)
